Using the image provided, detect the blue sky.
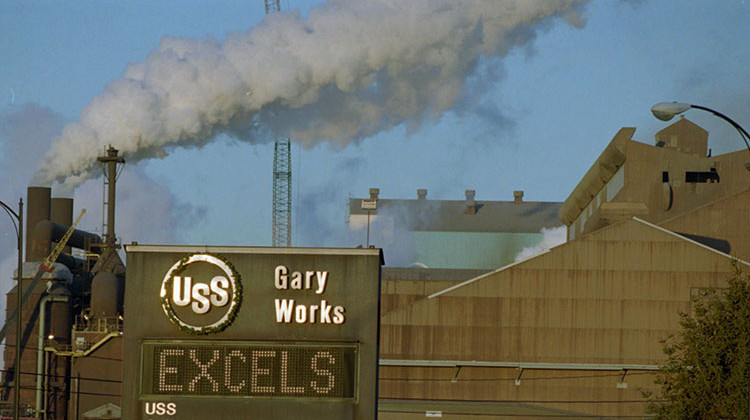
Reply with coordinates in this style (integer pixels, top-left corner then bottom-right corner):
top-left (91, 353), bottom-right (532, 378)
top-left (1, 0), bottom-right (749, 277)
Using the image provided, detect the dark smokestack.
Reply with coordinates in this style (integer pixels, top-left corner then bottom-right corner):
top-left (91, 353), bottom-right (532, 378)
top-left (97, 146), bottom-right (125, 250)
top-left (26, 187), bottom-right (51, 261)
top-left (51, 197), bottom-right (74, 254)
top-left (50, 198), bottom-right (73, 226)
top-left (514, 190), bottom-right (524, 203)
top-left (369, 188), bottom-right (380, 200)
top-left (417, 189), bottom-right (427, 200)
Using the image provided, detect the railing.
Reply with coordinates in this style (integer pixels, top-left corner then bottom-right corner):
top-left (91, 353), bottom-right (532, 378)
top-left (0, 400), bottom-right (36, 419)
top-left (73, 315), bottom-right (122, 334)
top-left (44, 316), bottom-right (123, 357)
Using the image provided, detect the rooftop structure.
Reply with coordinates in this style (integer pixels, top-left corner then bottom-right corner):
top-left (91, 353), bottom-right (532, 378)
top-left (349, 189), bottom-right (563, 269)
top-left (560, 117), bottom-right (749, 260)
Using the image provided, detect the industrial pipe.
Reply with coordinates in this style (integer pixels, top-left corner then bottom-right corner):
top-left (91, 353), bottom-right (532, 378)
top-left (36, 294), bottom-right (69, 418)
top-left (30, 220), bottom-right (102, 262)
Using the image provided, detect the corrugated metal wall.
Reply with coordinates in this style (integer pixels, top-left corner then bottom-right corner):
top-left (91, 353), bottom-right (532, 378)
top-left (379, 218), bottom-right (744, 418)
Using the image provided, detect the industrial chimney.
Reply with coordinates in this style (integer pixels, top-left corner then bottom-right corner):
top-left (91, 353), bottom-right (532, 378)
top-left (97, 146), bottom-right (125, 251)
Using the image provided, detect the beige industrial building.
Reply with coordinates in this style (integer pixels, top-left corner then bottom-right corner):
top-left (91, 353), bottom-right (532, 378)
top-left (377, 118), bottom-right (750, 418)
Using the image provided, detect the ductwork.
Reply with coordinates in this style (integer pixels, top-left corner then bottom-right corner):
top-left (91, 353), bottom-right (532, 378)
top-left (29, 220), bottom-right (102, 263)
top-left (558, 127), bottom-right (633, 226)
top-left (26, 187), bottom-right (101, 265)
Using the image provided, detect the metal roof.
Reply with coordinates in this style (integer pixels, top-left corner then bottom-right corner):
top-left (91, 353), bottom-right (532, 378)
top-left (349, 197), bottom-right (562, 233)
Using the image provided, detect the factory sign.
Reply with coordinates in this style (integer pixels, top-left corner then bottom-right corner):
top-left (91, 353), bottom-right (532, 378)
top-left (123, 246), bottom-right (382, 420)
top-left (160, 253), bottom-right (242, 334)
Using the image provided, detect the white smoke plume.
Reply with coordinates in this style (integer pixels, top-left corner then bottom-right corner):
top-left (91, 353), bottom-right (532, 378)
top-left (514, 225), bottom-right (566, 262)
top-left (33, 0), bottom-right (589, 189)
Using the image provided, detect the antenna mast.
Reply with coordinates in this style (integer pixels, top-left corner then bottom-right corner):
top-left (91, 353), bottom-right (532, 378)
top-left (266, 0), bottom-right (292, 247)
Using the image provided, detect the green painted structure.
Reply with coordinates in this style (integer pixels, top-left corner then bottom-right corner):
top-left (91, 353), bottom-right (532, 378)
top-left (349, 189), bottom-right (563, 269)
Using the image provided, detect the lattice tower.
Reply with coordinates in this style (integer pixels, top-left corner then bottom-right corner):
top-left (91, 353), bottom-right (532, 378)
top-left (272, 139), bottom-right (292, 247)
top-left (267, 0), bottom-right (292, 247)
top-left (265, 0), bottom-right (280, 14)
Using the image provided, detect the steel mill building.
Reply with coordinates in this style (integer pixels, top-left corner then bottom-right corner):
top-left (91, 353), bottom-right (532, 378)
top-left (1, 117), bottom-right (748, 419)
top-left (376, 117), bottom-right (750, 418)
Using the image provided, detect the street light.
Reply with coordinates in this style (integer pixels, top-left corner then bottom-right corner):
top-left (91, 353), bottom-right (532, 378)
top-left (0, 198), bottom-right (23, 420)
top-left (651, 102), bottom-right (750, 165)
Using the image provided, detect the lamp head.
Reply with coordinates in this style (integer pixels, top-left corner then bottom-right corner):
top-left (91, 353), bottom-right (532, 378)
top-left (651, 102), bottom-right (691, 121)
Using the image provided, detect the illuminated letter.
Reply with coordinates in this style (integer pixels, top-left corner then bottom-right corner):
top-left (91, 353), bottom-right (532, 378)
top-left (275, 265), bottom-right (288, 289)
top-left (275, 299), bottom-right (295, 323)
top-left (305, 271), bottom-right (314, 290)
top-left (332, 306), bottom-right (346, 324)
top-left (310, 351), bottom-right (335, 393)
top-left (158, 348), bottom-right (184, 392)
top-left (210, 276), bottom-right (230, 307)
top-left (145, 402), bottom-right (157, 415)
top-left (319, 300), bottom-right (332, 324)
top-left (290, 271), bottom-right (302, 290)
top-left (295, 305), bottom-right (307, 323)
top-left (188, 349), bottom-right (220, 392)
top-left (172, 276), bottom-right (191, 307)
top-left (251, 350), bottom-right (276, 393)
top-left (280, 351), bottom-right (305, 394)
top-left (191, 283), bottom-right (211, 314)
top-left (225, 350), bottom-right (246, 392)
top-left (315, 271), bottom-right (328, 294)
top-left (309, 305), bottom-right (319, 323)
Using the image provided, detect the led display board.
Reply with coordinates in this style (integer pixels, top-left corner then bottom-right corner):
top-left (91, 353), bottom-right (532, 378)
top-left (141, 340), bottom-right (357, 399)
top-left (122, 246), bottom-right (382, 420)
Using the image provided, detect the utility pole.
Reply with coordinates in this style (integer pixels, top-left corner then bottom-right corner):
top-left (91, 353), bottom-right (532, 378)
top-left (0, 198), bottom-right (22, 420)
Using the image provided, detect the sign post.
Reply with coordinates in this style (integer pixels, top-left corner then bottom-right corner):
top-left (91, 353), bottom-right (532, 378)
top-left (122, 246), bottom-right (382, 420)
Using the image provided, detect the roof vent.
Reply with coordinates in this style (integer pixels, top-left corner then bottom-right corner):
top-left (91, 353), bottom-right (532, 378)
top-left (514, 190), bottom-right (524, 203)
top-left (417, 189), bottom-right (427, 200)
top-left (465, 190), bottom-right (477, 214)
top-left (369, 188), bottom-right (380, 200)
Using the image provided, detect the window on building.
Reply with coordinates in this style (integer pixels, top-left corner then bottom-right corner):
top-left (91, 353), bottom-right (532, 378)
top-left (685, 168), bottom-right (719, 183)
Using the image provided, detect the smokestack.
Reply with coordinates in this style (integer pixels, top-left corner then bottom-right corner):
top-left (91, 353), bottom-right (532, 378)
top-left (51, 197), bottom-right (74, 254)
top-left (417, 189), bottom-right (427, 200)
top-left (26, 187), bottom-right (51, 261)
top-left (465, 189), bottom-right (476, 215)
top-left (369, 188), bottom-right (380, 200)
top-left (97, 146), bottom-right (125, 250)
top-left (514, 190), bottom-right (524, 203)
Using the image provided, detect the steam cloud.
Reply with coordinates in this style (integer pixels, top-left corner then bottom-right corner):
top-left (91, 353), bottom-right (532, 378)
top-left (33, 0), bottom-right (588, 189)
top-left (514, 226), bottom-right (566, 262)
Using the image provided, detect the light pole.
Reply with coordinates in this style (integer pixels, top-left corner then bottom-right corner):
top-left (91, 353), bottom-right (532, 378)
top-left (0, 198), bottom-right (23, 420)
top-left (651, 102), bottom-right (750, 171)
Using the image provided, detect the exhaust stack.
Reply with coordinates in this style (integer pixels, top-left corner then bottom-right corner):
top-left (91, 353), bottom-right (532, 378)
top-left (97, 146), bottom-right (125, 251)
top-left (25, 187), bottom-right (51, 261)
